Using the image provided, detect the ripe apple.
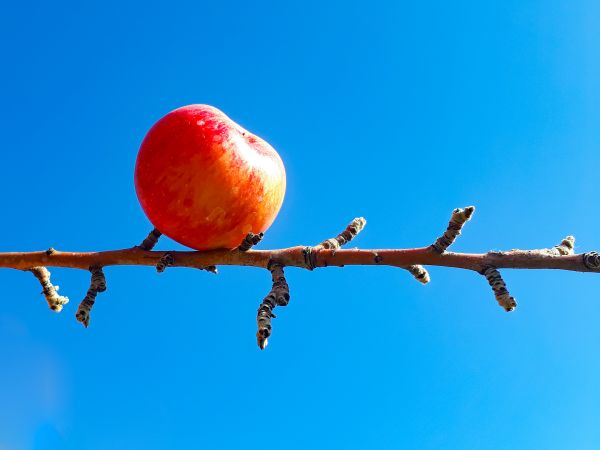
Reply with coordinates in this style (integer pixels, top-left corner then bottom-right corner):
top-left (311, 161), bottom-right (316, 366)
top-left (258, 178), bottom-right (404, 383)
top-left (134, 104), bottom-right (286, 250)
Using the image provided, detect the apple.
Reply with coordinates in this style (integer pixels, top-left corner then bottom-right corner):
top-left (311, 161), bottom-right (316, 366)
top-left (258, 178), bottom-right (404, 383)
top-left (134, 104), bottom-right (286, 250)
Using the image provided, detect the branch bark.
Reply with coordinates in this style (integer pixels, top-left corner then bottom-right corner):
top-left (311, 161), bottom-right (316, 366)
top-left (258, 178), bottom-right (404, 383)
top-left (6, 206), bottom-right (600, 348)
top-left (1, 246), bottom-right (598, 273)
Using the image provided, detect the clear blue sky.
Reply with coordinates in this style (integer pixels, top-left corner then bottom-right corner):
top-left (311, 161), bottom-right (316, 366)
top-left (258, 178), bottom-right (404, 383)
top-left (0, 1), bottom-right (599, 449)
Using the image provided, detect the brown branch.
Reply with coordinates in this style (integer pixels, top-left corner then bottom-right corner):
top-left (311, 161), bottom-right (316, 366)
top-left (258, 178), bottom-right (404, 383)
top-left (1, 246), bottom-right (598, 273)
top-left (5, 206), bottom-right (600, 349)
top-left (431, 206), bottom-right (475, 253)
top-left (547, 236), bottom-right (575, 256)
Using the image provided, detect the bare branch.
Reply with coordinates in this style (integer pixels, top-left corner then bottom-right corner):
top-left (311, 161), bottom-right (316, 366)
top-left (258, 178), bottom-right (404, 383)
top-left (481, 266), bottom-right (517, 312)
top-left (3, 206), bottom-right (600, 350)
top-left (317, 217), bottom-right (366, 252)
top-left (583, 252), bottom-right (600, 270)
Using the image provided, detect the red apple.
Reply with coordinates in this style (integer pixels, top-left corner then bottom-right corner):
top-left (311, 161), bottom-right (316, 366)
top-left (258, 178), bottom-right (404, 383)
top-left (134, 104), bottom-right (286, 250)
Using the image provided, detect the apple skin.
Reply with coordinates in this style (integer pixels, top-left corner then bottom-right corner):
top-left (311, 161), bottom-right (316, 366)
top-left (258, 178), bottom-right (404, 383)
top-left (134, 104), bottom-right (286, 250)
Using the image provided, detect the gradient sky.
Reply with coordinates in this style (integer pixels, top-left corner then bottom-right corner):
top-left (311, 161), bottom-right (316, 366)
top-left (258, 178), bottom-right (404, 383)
top-left (0, 1), bottom-right (599, 449)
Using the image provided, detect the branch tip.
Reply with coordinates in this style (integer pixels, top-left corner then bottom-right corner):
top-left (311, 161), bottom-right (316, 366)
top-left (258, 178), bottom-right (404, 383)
top-left (548, 236), bottom-right (575, 256)
top-left (75, 266), bottom-right (107, 328)
top-left (406, 265), bottom-right (430, 284)
top-left (238, 232), bottom-right (264, 252)
top-left (90, 266), bottom-right (107, 292)
top-left (29, 266), bottom-right (69, 312)
top-left (156, 253), bottom-right (174, 273)
top-left (256, 263), bottom-right (290, 349)
top-left (432, 206), bottom-right (475, 253)
top-left (319, 217), bottom-right (367, 252)
top-left (138, 228), bottom-right (162, 251)
top-left (481, 266), bottom-right (516, 312)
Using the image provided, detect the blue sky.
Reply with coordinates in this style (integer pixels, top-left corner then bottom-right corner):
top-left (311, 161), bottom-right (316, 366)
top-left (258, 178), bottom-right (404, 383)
top-left (0, 1), bottom-right (599, 449)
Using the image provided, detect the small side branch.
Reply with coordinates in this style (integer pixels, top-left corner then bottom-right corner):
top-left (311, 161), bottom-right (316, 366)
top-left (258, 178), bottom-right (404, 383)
top-left (156, 253), bottom-right (174, 273)
top-left (238, 232), bottom-right (264, 252)
top-left (548, 236), bottom-right (575, 256)
top-left (583, 252), bottom-right (600, 270)
top-left (481, 266), bottom-right (516, 312)
top-left (29, 267), bottom-right (69, 312)
top-left (138, 228), bottom-right (162, 251)
top-left (405, 265), bottom-right (430, 284)
top-left (317, 217), bottom-right (366, 252)
top-left (431, 206), bottom-right (475, 253)
top-left (256, 263), bottom-right (290, 350)
top-left (75, 266), bottom-right (107, 327)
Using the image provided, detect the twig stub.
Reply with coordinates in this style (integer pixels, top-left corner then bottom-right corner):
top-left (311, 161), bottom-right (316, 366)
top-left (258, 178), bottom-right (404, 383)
top-left (319, 217), bottom-right (366, 252)
top-left (256, 263), bottom-right (290, 350)
top-left (547, 236), bottom-right (575, 256)
top-left (203, 265), bottom-right (218, 274)
top-left (8, 207), bottom-right (600, 349)
top-left (481, 266), bottom-right (516, 312)
top-left (406, 265), bottom-right (430, 284)
top-left (75, 266), bottom-right (107, 327)
top-left (156, 253), bottom-right (174, 273)
top-left (138, 228), bottom-right (162, 251)
top-left (29, 266), bottom-right (69, 312)
top-left (238, 232), bottom-right (264, 252)
top-left (432, 206), bottom-right (475, 253)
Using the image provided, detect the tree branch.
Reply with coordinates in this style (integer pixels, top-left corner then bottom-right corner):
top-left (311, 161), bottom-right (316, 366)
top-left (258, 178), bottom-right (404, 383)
top-left (3, 246), bottom-right (598, 273)
top-left (4, 206), bottom-right (600, 348)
